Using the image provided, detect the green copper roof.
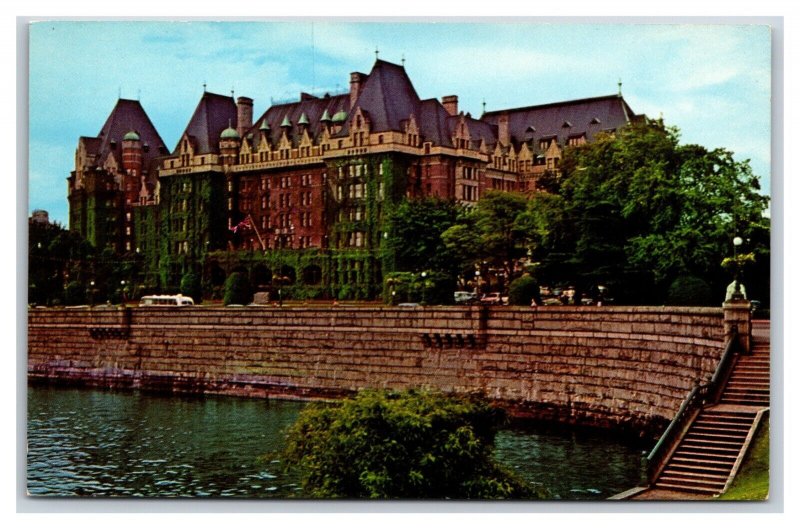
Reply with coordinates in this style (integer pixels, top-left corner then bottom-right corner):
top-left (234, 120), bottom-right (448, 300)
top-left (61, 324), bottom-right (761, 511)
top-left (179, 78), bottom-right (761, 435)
top-left (332, 110), bottom-right (348, 123)
top-left (259, 119), bottom-right (270, 130)
top-left (281, 115), bottom-right (292, 127)
top-left (220, 125), bottom-right (240, 140)
top-left (298, 112), bottom-right (309, 125)
top-left (123, 130), bottom-right (140, 141)
top-left (320, 109), bottom-right (332, 122)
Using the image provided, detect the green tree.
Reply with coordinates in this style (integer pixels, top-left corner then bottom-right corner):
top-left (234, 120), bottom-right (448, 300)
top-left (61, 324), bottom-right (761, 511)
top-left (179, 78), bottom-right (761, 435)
top-left (179, 271), bottom-right (203, 303)
top-left (508, 274), bottom-right (541, 306)
top-left (384, 198), bottom-right (460, 276)
top-left (280, 389), bottom-right (542, 499)
top-left (223, 271), bottom-right (253, 305)
top-left (531, 120), bottom-right (769, 304)
top-left (442, 191), bottom-right (529, 291)
top-left (666, 275), bottom-right (714, 306)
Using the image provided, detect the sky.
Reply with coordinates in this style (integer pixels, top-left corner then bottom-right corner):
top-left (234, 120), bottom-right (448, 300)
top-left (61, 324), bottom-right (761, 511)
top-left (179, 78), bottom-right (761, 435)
top-left (27, 21), bottom-right (772, 225)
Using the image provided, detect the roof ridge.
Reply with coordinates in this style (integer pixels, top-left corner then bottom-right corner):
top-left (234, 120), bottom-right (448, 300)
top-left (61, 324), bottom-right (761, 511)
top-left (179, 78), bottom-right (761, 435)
top-left (483, 94), bottom-right (624, 116)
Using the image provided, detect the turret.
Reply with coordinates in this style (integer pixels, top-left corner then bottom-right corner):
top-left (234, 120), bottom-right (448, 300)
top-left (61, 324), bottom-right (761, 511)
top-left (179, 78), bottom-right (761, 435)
top-left (121, 130), bottom-right (143, 205)
top-left (236, 96), bottom-right (253, 137)
top-left (219, 120), bottom-right (240, 164)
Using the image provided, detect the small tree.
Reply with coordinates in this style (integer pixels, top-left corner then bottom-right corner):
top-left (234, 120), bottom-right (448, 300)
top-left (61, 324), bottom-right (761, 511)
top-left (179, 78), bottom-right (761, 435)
top-left (280, 389), bottom-right (542, 499)
top-left (508, 275), bottom-right (541, 306)
top-left (62, 280), bottom-right (86, 306)
top-left (179, 272), bottom-right (203, 303)
top-left (666, 275), bottom-right (714, 306)
top-left (223, 272), bottom-right (253, 306)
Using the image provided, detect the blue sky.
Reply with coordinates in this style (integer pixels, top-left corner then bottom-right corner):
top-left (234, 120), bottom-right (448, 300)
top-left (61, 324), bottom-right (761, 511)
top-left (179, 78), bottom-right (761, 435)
top-left (28, 21), bottom-right (772, 225)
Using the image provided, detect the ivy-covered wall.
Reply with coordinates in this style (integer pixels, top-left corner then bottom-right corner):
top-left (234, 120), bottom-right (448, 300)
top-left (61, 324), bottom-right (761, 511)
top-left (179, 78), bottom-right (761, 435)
top-left (158, 171), bottom-right (227, 290)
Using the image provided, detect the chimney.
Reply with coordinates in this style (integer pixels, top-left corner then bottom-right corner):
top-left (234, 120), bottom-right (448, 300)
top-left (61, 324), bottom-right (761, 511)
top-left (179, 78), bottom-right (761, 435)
top-left (236, 96), bottom-right (253, 137)
top-left (498, 113), bottom-right (510, 145)
top-left (350, 72), bottom-right (366, 109)
top-left (442, 95), bottom-right (458, 116)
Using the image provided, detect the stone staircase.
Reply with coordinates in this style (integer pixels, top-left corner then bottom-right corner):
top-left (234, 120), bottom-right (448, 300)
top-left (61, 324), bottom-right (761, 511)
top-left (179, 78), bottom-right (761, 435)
top-left (652, 325), bottom-right (770, 496)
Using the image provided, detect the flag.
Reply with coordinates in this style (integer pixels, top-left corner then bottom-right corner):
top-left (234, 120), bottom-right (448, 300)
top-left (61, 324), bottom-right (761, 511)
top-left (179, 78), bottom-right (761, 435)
top-left (230, 216), bottom-right (252, 234)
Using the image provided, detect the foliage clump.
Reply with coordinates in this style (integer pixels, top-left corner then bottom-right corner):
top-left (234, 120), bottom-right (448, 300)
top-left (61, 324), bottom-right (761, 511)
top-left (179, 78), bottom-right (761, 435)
top-left (508, 275), bottom-right (541, 306)
top-left (280, 389), bottom-right (541, 499)
top-left (179, 272), bottom-right (202, 303)
top-left (223, 271), bottom-right (253, 306)
top-left (666, 275), bottom-right (714, 306)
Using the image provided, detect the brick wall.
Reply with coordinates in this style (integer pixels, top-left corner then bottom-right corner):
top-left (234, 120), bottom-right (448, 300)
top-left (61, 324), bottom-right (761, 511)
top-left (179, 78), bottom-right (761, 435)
top-left (28, 305), bottom-right (726, 435)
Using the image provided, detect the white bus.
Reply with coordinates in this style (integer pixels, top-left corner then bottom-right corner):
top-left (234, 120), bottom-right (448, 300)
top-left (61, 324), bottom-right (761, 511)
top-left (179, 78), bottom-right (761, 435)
top-left (139, 294), bottom-right (195, 307)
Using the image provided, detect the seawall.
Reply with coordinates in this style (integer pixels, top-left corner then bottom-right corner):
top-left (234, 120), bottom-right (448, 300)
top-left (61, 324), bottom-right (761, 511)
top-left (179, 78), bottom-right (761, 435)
top-left (28, 305), bottom-right (727, 436)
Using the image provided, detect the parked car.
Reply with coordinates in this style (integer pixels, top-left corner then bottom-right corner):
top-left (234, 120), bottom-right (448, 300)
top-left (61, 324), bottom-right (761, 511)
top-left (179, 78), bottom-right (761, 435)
top-left (397, 302), bottom-right (421, 308)
top-left (454, 291), bottom-right (478, 305)
top-left (480, 292), bottom-right (503, 305)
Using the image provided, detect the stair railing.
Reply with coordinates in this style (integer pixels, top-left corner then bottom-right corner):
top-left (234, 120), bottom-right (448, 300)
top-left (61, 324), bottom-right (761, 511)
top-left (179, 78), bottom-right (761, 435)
top-left (643, 332), bottom-right (739, 485)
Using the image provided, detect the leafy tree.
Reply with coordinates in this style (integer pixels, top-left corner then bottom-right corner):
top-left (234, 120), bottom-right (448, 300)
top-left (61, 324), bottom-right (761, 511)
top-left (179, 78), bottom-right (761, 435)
top-left (531, 120), bottom-right (769, 304)
top-left (223, 271), bottom-right (253, 305)
top-left (442, 191), bottom-right (529, 291)
top-left (666, 275), bottom-right (714, 306)
top-left (280, 389), bottom-right (541, 499)
top-left (384, 198), bottom-right (460, 276)
top-left (508, 274), bottom-right (541, 306)
top-left (179, 272), bottom-right (203, 303)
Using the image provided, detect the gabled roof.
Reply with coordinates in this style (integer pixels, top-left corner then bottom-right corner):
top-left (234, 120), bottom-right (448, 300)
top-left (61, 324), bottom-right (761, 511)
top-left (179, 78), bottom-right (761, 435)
top-left (345, 59), bottom-right (421, 135)
top-left (248, 93), bottom-right (350, 146)
top-left (89, 99), bottom-right (167, 167)
top-left (177, 91), bottom-right (238, 154)
top-left (481, 95), bottom-right (635, 150)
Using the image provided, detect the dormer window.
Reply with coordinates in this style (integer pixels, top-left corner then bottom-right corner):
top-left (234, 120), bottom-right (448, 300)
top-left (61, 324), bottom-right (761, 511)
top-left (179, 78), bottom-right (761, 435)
top-left (590, 117), bottom-right (601, 125)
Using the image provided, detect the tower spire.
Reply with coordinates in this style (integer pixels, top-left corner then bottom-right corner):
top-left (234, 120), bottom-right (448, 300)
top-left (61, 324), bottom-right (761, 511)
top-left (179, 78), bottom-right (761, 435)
top-left (618, 78), bottom-right (622, 96)
top-left (375, 46), bottom-right (379, 60)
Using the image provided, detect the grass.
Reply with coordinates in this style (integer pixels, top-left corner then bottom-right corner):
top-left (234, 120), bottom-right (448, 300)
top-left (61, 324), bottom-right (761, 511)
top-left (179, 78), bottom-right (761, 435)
top-left (716, 419), bottom-right (769, 500)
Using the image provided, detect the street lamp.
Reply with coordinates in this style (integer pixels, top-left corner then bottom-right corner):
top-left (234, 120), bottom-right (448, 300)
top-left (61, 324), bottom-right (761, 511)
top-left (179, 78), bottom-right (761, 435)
top-left (732, 236), bottom-right (744, 300)
top-left (421, 271), bottom-right (427, 305)
top-left (88, 280), bottom-right (95, 306)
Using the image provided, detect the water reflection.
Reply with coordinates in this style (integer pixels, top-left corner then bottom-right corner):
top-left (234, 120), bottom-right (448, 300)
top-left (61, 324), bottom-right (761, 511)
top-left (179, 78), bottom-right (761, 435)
top-left (27, 385), bottom-right (645, 499)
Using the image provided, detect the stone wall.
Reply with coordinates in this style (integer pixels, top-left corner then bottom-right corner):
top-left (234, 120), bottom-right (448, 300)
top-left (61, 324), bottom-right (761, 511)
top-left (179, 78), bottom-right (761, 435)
top-left (28, 305), bottom-right (727, 435)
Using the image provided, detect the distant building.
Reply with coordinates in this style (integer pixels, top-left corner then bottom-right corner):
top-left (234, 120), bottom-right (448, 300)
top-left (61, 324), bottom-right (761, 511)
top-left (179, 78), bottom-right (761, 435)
top-left (68, 58), bottom-right (641, 298)
top-left (30, 209), bottom-right (50, 225)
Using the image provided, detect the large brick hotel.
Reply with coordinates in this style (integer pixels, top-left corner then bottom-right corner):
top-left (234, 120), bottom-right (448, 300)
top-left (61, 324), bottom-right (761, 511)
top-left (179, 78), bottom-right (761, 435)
top-left (67, 58), bottom-right (641, 299)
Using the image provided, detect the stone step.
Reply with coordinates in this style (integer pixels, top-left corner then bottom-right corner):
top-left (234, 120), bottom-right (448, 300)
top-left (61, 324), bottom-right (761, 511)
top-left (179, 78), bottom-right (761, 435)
top-left (691, 424), bottom-right (751, 434)
top-left (657, 475), bottom-right (726, 490)
top-left (672, 449), bottom-right (739, 460)
top-left (679, 443), bottom-right (742, 454)
top-left (655, 482), bottom-right (723, 494)
top-left (685, 430), bottom-right (748, 441)
top-left (681, 436), bottom-right (743, 447)
top-left (719, 398), bottom-right (770, 406)
top-left (660, 469), bottom-right (728, 482)
top-left (664, 462), bottom-right (732, 475)
top-left (670, 456), bottom-right (735, 468)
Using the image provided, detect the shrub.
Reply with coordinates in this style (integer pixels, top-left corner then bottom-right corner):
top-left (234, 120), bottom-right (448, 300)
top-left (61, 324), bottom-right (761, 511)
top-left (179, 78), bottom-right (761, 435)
top-left (508, 274), bottom-right (541, 306)
top-left (666, 275), bottom-right (714, 306)
top-left (223, 272), bottom-right (253, 306)
top-left (280, 389), bottom-right (542, 499)
top-left (63, 281), bottom-right (86, 306)
top-left (179, 272), bottom-right (203, 303)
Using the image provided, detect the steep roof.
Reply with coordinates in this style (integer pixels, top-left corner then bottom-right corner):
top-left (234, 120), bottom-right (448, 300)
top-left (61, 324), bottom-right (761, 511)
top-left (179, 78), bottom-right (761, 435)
top-left (346, 59), bottom-right (421, 134)
top-left (481, 95), bottom-right (635, 150)
top-left (91, 99), bottom-right (167, 167)
top-left (177, 91), bottom-right (238, 154)
top-left (248, 93), bottom-right (351, 146)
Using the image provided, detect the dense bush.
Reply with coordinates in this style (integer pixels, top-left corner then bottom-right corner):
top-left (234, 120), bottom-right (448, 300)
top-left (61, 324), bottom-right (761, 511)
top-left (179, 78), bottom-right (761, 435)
top-left (280, 389), bottom-right (542, 499)
top-left (62, 281), bottom-right (86, 306)
top-left (508, 274), bottom-right (541, 306)
top-left (666, 275), bottom-right (714, 306)
top-left (223, 272), bottom-right (253, 306)
top-left (179, 272), bottom-right (203, 303)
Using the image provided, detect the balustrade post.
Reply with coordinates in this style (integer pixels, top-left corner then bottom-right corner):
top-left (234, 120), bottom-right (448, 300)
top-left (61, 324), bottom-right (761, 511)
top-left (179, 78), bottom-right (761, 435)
top-left (723, 299), bottom-right (752, 353)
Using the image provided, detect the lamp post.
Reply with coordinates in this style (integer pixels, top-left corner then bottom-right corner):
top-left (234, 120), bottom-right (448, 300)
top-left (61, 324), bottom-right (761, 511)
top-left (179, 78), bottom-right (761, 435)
top-left (88, 280), bottom-right (95, 306)
top-left (421, 271), bottom-right (427, 305)
top-left (475, 270), bottom-right (480, 295)
top-left (732, 236), bottom-right (744, 300)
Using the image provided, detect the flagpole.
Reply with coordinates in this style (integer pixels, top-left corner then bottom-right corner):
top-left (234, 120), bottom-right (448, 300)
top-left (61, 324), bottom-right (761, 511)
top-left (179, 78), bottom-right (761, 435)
top-left (248, 213), bottom-right (267, 251)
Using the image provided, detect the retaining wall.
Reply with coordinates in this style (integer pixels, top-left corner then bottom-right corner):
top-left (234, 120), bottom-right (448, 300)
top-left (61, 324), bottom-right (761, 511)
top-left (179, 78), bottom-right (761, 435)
top-left (27, 305), bottom-right (727, 436)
